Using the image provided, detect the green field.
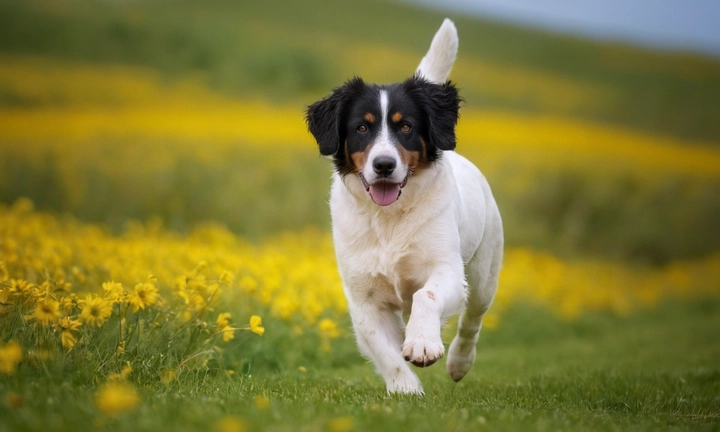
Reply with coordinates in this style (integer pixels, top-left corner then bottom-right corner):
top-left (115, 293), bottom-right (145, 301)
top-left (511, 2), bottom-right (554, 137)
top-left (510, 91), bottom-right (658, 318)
top-left (2, 301), bottom-right (718, 432)
top-left (1, 0), bottom-right (719, 431)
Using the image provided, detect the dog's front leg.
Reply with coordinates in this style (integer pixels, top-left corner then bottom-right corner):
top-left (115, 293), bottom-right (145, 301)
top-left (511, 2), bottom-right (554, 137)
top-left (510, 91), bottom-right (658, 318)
top-left (348, 300), bottom-right (424, 394)
top-left (402, 264), bottom-right (466, 367)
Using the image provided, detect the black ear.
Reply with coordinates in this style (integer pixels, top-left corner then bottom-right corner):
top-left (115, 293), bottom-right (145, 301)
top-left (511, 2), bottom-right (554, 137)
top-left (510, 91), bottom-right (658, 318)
top-left (403, 76), bottom-right (460, 151)
top-left (306, 77), bottom-right (366, 156)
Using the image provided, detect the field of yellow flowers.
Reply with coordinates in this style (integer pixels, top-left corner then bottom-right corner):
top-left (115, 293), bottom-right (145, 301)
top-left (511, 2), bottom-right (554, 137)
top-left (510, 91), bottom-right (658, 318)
top-left (1, 52), bottom-right (720, 426)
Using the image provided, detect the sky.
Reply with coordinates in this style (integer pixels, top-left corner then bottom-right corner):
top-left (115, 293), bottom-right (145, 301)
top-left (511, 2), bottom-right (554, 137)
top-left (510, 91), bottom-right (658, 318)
top-left (408, 0), bottom-right (720, 57)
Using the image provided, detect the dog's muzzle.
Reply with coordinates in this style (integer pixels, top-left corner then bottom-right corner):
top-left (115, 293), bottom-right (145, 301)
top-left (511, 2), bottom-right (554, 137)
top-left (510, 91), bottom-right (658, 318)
top-left (359, 172), bottom-right (409, 207)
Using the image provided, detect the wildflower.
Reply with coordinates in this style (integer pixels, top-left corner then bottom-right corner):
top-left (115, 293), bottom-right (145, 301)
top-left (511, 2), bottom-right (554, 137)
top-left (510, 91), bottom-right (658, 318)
top-left (216, 416), bottom-right (247, 432)
top-left (218, 271), bottom-right (235, 286)
top-left (0, 340), bottom-right (22, 375)
top-left (80, 294), bottom-right (113, 327)
top-left (108, 363), bottom-right (132, 381)
top-left (328, 416), bottom-right (355, 432)
top-left (216, 312), bottom-right (235, 342)
top-left (8, 279), bottom-right (32, 297)
top-left (128, 281), bottom-right (159, 312)
top-left (216, 312), bottom-right (231, 329)
top-left (221, 327), bottom-right (235, 342)
top-left (95, 382), bottom-right (139, 416)
top-left (115, 340), bottom-right (126, 357)
top-left (0, 288), bottom-right (11, 311)
top-left (318, 318), bottom-right (339, 338)
top-left (61, 331), bottom-right (77, 352)
top-left (249, 315), bottom-right (265, 336)
top-left (102, 281), bottom-right (125, 304)
top-left (33, 298), bottom-right (61, 325)
top-left (59, 295), bottom-right (76, 314)
top-left (253, 395), bottom-right (270, 411)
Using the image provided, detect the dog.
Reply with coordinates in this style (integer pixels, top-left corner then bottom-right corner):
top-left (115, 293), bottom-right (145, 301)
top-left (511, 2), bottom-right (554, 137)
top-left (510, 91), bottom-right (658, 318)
top-left (306, 19), bottom-right (503, 395)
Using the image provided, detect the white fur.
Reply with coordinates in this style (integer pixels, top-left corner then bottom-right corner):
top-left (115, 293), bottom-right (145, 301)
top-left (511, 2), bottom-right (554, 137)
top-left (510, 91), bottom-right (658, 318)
top-left (362, 90), bottom-right (408, 186)
top-left (329, 19), bottom-right (503, 395)
top-left (416, 18), bottom-right (459, 84)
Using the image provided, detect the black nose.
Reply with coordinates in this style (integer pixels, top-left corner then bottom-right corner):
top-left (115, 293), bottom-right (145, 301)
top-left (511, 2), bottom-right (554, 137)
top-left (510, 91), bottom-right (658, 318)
top-left (373, 156), bottom-right (396, 177)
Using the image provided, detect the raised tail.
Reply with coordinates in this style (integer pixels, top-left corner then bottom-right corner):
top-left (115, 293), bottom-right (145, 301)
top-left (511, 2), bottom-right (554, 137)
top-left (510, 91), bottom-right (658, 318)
top-left (415, 18), bottom-right (458, 84)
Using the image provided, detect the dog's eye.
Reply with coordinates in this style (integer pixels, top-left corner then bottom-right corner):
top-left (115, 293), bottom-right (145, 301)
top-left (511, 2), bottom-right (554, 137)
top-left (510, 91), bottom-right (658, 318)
top-left (400, 124), bottom-right (412, 133)
top-left (357, 125), bottom-right (368, 133)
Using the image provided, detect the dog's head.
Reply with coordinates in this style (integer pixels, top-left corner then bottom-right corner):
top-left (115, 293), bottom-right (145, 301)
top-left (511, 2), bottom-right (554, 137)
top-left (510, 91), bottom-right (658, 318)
top-left (306, 75), bottom-right (460, 206)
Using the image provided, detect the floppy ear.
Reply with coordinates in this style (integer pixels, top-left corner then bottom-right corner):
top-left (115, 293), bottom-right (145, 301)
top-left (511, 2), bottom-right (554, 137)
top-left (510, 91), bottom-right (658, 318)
top-left (404, 76), bottom-right (460, 151)
top-left (306, 77), bottom-right (366, 156)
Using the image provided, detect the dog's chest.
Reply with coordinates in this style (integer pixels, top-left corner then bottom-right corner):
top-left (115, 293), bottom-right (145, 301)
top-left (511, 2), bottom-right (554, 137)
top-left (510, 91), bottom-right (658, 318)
top-left (336, 211), bottom-right (433, 311)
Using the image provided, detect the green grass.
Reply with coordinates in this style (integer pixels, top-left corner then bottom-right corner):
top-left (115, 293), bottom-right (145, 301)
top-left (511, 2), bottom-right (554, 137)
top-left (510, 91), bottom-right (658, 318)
top-left (2, 300), bottom-right (718, 432)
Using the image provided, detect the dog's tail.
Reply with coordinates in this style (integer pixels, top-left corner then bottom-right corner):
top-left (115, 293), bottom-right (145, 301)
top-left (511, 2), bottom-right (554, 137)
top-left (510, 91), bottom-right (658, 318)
top-left (416, 18), bottom-right (458, 84)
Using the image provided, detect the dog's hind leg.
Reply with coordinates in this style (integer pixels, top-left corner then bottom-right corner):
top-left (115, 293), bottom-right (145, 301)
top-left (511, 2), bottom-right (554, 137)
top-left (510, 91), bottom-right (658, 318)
top-left (446, 234), bottom-right (503, 382)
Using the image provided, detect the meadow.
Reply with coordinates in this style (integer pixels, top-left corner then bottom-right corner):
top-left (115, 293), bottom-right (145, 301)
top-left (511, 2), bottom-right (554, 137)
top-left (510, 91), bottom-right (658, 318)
top-left (1, 1), bottom-right (719, 431)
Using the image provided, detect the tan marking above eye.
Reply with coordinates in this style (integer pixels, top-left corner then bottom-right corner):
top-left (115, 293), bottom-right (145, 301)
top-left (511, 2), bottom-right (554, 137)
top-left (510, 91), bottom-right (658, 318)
top-left (392, 112), bottom-right (403, 123)
top-left (400, 124), bottom-right (411, 132)
top-left (364, 113), bottom-right (376, 123)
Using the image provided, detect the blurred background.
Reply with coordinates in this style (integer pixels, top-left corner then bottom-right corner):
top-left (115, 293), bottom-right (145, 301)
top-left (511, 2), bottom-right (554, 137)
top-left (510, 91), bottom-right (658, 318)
top-left (1, 0), bottom-right (719, 273)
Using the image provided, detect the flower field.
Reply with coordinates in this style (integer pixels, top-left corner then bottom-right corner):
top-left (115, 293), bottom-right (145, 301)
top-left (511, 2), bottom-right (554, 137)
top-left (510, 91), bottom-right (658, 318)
top-left (1, 14), bottom-right (720, 426)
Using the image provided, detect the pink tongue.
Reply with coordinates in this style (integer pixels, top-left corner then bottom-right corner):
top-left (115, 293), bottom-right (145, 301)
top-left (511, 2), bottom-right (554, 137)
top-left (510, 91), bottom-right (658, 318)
top-left (368, 182), bottom-right (401, 206)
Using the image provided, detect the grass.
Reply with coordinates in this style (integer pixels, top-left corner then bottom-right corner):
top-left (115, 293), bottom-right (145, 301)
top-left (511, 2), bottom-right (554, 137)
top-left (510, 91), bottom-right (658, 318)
top-left (2, 300), bottom-right (718, 432)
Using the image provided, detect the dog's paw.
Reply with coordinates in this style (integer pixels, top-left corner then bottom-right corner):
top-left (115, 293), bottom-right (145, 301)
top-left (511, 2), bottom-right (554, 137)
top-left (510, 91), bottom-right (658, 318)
top-left (402, 333), bottom-right (445, 368)
top-left (387, 373), bottom-right (425, 395)
top-left (445, 336), bottom-right (476, 382)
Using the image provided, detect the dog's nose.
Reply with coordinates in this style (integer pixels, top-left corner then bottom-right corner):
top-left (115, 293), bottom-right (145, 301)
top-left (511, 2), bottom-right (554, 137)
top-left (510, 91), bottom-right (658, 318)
top-left (373, 156), bottom-right (396, 177)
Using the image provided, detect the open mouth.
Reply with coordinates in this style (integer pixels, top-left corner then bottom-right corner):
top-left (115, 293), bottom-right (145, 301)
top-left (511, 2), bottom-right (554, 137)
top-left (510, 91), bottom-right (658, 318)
top-left (359, 173), bottom-right (409, 206)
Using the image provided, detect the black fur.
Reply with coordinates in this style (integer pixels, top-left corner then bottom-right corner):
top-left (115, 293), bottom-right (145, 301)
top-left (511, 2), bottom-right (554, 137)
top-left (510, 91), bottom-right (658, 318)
top-left (306, 75), bottom-right (460, 175)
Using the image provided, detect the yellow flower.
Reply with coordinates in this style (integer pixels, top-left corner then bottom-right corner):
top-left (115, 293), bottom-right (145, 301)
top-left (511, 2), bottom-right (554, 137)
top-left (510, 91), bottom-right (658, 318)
top-left (61, 331), bottom-right (78, 352)
top-left (95, 382), bottom-right (139, 416)
top-left (216, 416), bottom-right (247, 432)
top-left (8, 279), bottom-right (32, 297)
top-left (57, 316), bottom-right (82, 332)
top-left (59, 295), bottom-right (76, 314)
top-left (253, 395), bottom-right (270, 411)
top-left (249, 315), bottom-right (265, 336)
top-left (318, 318), bottom-right (339, 338)
top-left (128, 282), bottom-right (159, 312)
top-left (328, 416), bottom-right (355, 432)
top-left (80, 294), bottom-right (113, 327)
top-left (221, 326), bottom-right (235, 342)
top-left (216, 312), bottom-right (231, 330)
top-left (216, 313), bottom-right (235, 342)
top-left (0, 288), bottom-right (10, 309)
top-left (108, 363), bottom-right (133, 381)
top-left (33, 298), bottom-right (61, 325)
top-left (102, 281), bottom-right (125, 304)
top-left (0, 340), bottom-right (23, 375)
top-left (218, 271), bottom-right (235, 286)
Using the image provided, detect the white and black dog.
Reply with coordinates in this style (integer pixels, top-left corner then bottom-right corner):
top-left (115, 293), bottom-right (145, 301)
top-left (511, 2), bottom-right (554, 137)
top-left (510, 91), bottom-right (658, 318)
top-left (306, 19), bottom-right (503, 395)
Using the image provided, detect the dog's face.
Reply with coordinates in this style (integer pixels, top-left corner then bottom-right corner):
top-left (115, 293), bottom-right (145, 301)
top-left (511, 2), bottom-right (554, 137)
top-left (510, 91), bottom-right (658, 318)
top-left (307, 76), bottom-right (460, 206)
